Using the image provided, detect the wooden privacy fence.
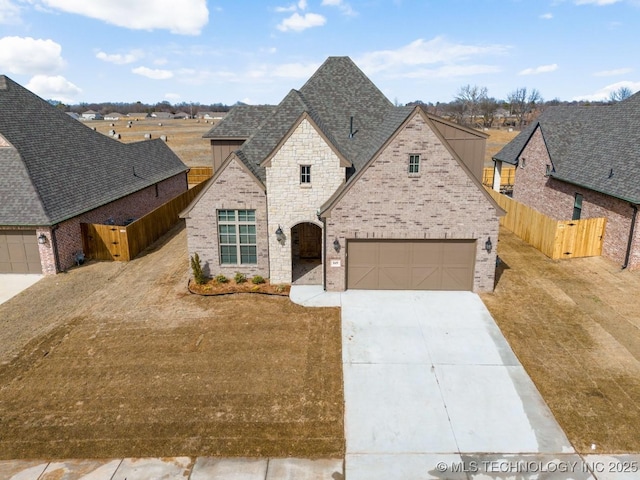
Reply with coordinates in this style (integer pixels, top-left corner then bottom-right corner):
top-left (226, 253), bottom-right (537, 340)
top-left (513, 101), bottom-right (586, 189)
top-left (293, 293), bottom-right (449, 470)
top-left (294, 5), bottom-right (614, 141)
top-left (482, 166), bottom-right (516, 189)
top-left (82, 181), bottom-right (207, 262)
top-left (486, 188), bottom-right (606, 259)
top-left (187, 166), bottom-right (213, 185)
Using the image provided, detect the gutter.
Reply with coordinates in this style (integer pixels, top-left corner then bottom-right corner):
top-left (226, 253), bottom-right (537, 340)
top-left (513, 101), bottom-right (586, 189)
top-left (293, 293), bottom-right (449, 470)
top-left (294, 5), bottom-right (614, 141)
top-left (622, 204), bottom-right (638, 269)
top-left (322, 216), bottom-right (327, 291)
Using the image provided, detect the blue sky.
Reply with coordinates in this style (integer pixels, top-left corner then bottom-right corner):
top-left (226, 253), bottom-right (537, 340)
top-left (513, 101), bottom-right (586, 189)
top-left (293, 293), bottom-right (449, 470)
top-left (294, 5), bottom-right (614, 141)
top-left (1, 0), bottom-right (639, 106)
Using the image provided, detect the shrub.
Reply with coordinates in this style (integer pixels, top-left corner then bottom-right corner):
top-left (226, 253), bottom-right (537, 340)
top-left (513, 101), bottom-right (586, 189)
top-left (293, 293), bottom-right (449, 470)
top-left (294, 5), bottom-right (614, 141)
top-left (251, 275), bottom-right (265, 284)
top-left (215, 274), bottom-right (229, 284)
top-left (234, 272), bottom-right (247, 284)
top-left (190, 253), bottom-right (207, 285)
top-left (274, 284), bottom-right (286, 293)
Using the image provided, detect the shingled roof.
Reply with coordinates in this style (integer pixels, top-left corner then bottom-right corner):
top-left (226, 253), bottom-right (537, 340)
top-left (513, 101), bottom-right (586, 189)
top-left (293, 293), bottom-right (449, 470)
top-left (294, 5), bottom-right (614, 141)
top-left (203, 57), bottom-right (413, 185)
top-left (494, 93), bottom-right (640, 203)
top-left (0, 75), bottom-right (187, 226)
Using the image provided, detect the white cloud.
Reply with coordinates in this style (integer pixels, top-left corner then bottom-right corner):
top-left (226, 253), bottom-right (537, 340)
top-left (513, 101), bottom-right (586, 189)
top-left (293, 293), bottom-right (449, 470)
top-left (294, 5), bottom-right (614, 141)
top-left (37, 0), bottom-right (208, 35)
top-left (593, 67), bottom-right (633, 76)
top-left (574, 80), bottom-right (640, 101)
top-left (132, 66), bottom-right (173, 80)
top-left (164, 92), bottom-right (181, 101)
top-left (357, 37), bottom-right (510, 74)
top-left (398, 64), bottom-right (503, 79)
top-left (0, 36), bottom-right (64, 75)
top-left (518, 63), bottom-right (559, 75)
top-left (0, 0), bottom-right (21, 24)
top-left (96, 49), bottom-right (143, 65)
top-left (276, 0), bottom-right (307, 12)
top-left (540, 12), bottom-right (554, 19)
top-left (25, 74), bottom-right (81, 103)
top-left (322, 0), bottom-right (356, 16)
top-left (272, 62), bottom-right (321, 78)
top-left (277, 12), bottom-right (326, 32)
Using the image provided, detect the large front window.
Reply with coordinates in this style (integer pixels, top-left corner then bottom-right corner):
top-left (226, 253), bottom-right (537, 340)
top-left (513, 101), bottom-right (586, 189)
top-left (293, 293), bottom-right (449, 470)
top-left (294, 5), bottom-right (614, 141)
top-left (218, 209), bottom-right (257, 264)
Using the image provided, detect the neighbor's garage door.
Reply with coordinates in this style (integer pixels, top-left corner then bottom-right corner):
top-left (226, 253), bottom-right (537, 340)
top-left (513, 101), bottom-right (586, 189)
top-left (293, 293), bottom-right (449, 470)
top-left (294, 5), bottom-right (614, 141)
top-left (347, 240), bottom-right (475, 291)
top-left (0, 230), bottom-right (42, 274)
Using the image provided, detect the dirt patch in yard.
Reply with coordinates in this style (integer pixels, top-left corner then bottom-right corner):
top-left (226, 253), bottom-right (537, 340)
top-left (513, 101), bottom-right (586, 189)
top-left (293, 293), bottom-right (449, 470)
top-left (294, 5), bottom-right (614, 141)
top-left (481, 227), bottom-right (640, 453)
top-left (0, 224), bottom-right (343, 460)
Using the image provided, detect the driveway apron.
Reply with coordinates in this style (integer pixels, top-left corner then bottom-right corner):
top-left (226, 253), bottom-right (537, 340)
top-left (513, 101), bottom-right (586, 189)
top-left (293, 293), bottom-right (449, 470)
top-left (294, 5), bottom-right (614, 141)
top-left (340, 290), bottom-right (576, 480)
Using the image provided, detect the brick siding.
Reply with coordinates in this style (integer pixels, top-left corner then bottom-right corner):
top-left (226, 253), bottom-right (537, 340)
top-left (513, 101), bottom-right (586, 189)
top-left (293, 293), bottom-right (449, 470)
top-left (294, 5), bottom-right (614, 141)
top-left (513, 128), bottom-right (640, 269)
top-left (184, 158), bottom-right (268, 279)
top-left (325, 112), bottom-right (500, 292)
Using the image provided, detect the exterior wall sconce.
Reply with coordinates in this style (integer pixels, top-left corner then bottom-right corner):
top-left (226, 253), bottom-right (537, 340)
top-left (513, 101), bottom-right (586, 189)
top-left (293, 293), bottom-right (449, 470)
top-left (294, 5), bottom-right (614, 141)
top-left (316, 209), bottom-right (322, 221)
top-left (275, 225), bottom-right (285, 244)
top-left (38, 233), bottom-right (47, 245)
top-left (333, 238), bottom-right (340, 252)
top-left (485, 237), bottom-right (492, 254)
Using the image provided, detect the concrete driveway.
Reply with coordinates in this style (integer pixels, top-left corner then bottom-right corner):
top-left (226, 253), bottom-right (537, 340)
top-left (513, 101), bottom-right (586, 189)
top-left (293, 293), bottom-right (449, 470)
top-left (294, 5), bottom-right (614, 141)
top-left (291, 287), bottom-right (584, 479)
top-left (0, 274), bottom-right (42, 305)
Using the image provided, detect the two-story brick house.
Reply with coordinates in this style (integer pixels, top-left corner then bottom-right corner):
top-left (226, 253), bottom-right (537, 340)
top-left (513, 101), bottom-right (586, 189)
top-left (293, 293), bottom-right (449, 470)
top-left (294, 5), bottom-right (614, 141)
top-left (181, 57), bottom-right (502, 292)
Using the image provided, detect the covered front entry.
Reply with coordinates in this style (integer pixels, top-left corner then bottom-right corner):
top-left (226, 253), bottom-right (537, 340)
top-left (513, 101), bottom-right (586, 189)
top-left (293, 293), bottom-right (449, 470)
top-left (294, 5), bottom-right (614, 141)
top-left (291, 222), bottom-right (322, 284)
top-left (347, 239), bottom-right (476, 291)
top-left (0, 230), bottom-right (42, 274)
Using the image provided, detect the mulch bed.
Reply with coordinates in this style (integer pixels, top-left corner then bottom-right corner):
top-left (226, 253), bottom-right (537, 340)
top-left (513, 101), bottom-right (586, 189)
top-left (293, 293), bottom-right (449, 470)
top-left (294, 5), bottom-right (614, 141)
top-left (188, 279), bottom-right (291, 296)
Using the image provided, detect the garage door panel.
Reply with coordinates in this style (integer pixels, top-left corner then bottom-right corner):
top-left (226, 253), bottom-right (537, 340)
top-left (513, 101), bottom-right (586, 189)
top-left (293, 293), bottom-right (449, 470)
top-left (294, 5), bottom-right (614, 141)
top-left (348, 240), bottom-right (475, 291)
top-left (0, 230), bottom-right (42, 274)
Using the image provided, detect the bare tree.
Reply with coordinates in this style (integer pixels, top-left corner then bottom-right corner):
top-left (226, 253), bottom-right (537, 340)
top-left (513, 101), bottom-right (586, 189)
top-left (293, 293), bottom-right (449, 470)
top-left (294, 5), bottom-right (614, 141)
top-left (455, 84), bottom-right (488, 126)
top-left (479, 96), bottom-right (499, 128)
top-left (508, 87), bottom-right (543, 128)
top-left (609, 86), bottom-right (634, 102)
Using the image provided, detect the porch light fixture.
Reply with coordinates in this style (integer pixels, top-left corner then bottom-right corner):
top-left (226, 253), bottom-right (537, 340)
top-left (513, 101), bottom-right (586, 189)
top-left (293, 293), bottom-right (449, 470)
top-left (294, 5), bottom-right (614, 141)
top-left (275, 225), bottom-right (285, 244)
top-left (333, 238), bottom-right (340, 252)
top-left (38, 233), bottom-right (47, 245)
top-left (485, 237), bottom-right (492, 254)
top-left (316, 209), bottom-right (322, 221)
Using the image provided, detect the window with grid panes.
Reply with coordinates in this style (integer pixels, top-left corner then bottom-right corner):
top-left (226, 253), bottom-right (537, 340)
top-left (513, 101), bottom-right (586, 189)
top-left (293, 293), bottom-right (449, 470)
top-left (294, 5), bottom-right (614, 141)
top-left (217, 209), bottom-right (257, 264)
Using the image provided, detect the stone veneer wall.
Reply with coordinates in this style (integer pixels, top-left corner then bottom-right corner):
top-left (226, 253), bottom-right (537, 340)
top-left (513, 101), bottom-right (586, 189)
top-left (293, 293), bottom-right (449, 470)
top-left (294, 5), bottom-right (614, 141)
top-left (512, 128), bottom-right (640, 269)
top-left (184, 158), bottom-right (269, 278)
top-left (325, 112), bottom-right (500, 292)
top-left (265, 118), bottom-right (346, 284)
top-left (41, 173), bottom-right (188, 274)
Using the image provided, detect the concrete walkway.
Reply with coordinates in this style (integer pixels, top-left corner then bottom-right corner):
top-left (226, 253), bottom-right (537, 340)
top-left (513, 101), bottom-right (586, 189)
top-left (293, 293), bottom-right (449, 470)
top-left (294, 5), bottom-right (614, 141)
top-left (0, 457), bottom-right (343, 479)
top-left (291, 286), bottom-right (640, 480)
top-left (0, 273), bottom-right (42, 305)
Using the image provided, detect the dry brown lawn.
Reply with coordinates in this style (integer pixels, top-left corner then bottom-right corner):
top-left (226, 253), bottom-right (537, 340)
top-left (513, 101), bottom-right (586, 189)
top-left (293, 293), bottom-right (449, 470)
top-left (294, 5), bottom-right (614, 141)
top-left (485, 128), bottom-right (519, 165)
top-left (0, 225), bottom-right (344, 460)
top-left (86, 118), bottom-right (214, 167)
top-left (481, 227), bottom-right (640, 453)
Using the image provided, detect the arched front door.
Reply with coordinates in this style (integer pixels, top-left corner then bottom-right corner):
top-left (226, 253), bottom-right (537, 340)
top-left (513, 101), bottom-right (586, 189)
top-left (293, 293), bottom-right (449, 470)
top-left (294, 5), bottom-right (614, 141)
top-left (291, 222), bottom-right (322, 284)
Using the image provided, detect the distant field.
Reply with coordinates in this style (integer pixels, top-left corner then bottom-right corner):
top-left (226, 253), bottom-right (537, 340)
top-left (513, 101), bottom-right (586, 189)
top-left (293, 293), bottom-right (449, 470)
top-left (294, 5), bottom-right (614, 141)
top-left (85, 118), bottom-right (214, 168)
top-left (85, 118), bottom-right (519, 169)
top-left (485, 128), bottom-right (519, 165)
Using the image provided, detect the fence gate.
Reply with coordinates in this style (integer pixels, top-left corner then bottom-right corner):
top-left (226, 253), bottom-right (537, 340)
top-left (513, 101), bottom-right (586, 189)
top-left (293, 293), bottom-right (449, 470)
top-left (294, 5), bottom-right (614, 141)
top-left (81, 223), bottom-right (130, 261)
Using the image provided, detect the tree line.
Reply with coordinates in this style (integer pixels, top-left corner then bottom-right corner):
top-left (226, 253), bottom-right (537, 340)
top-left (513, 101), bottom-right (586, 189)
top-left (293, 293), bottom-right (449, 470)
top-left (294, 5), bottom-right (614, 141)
top-left (408, 85), bottom-right (634, 129)
top-left (51, 99), bottom-right (235, 115)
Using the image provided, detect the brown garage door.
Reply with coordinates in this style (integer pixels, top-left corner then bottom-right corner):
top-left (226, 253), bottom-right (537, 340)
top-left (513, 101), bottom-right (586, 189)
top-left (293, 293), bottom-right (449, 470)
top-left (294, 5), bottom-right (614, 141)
top-left (347, 240), bottom-right (476, 291)
top-left (0, 230), bottom-right (42, 274)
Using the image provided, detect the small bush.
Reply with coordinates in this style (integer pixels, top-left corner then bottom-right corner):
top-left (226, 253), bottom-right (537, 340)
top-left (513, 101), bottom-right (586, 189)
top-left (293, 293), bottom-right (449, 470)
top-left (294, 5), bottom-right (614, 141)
top-left (274, 284), bottom-right (286, 293)
top-left (215, 274), bottom-right (229, 284)
top-left (190, 253), bottom-right (207, 285)
top-left (234, 272), bottom-right (247, 284)
top-left (251, 275), bottom-right (265, 284)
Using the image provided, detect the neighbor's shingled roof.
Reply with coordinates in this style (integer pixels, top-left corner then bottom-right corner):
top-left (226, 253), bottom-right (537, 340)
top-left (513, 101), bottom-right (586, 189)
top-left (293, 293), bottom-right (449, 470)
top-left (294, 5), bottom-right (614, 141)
top-left (0, 75), bottom-right (188, 226)
top-left (494, 93), bottom-right (640, 203)
top-left (202, 57), bottom-right (413, 185)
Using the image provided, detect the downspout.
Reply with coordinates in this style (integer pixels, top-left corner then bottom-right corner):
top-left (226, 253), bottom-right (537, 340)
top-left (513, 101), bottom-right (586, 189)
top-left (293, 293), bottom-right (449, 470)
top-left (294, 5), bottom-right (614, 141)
top-left (622, 204), bottom-right (638, 269)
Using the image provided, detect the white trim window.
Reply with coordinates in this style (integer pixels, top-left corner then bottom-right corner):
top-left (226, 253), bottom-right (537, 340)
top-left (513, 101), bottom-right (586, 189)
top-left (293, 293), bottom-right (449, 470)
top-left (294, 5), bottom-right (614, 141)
top-left (218, 209), bottom-right (257, 264)
top-left (409, 154), bottom-right (420, 174)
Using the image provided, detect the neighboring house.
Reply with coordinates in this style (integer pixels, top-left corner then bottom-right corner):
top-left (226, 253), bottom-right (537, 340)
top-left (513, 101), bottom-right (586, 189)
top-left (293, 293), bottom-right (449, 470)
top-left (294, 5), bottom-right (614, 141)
top-left (104, 112), bottom-right (125, 120)
top-left (197, 111), bottom-right (226, 121)
top-left (173, 111), bottom-right (190, 120)
top-left (0, 75), bottom-right (189, 275)
top-left (65, 112), bottom-right (80, 121)
top-left (81, 110), bottom-right (103, 120)
top-left (493, 93), bottom-right (640, 270)
top-left (151, 112), bottom-right (174, 119)
top-left (181, 57), bottom-right (502, 292)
